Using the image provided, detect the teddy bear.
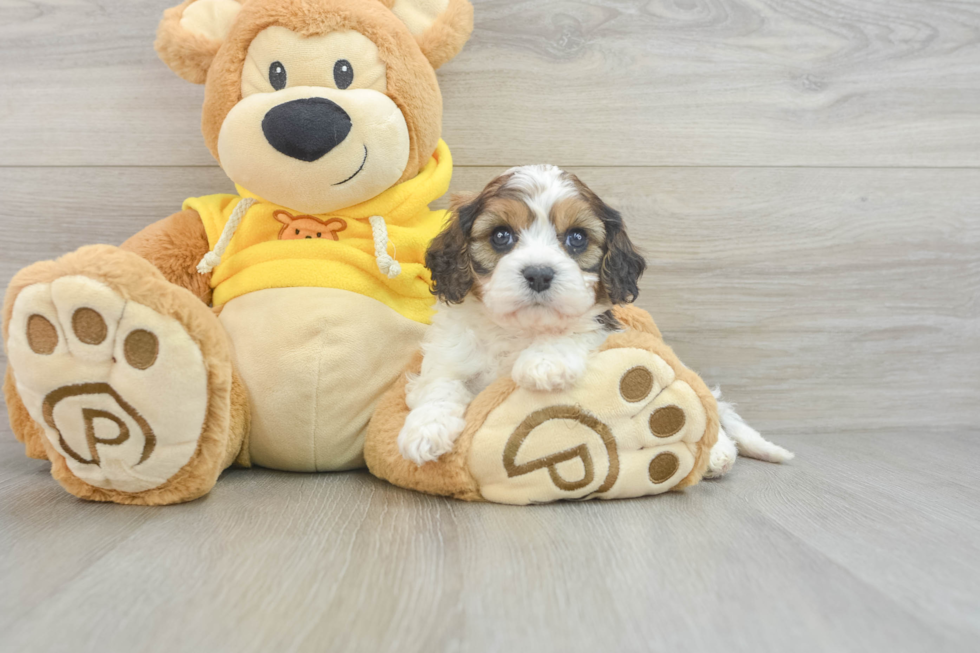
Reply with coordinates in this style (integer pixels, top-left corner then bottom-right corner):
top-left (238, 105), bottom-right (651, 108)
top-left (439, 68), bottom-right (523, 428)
top-left (2, 0), bottom-right (475, 504)
top-left (3, 0), bottom-right (724, 507)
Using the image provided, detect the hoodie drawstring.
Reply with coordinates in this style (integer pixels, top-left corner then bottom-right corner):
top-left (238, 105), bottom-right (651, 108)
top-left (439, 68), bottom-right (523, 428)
top-left (196, 197), bottom-right (257, 275)
top-left (369, 215), bottom-right (401, 279)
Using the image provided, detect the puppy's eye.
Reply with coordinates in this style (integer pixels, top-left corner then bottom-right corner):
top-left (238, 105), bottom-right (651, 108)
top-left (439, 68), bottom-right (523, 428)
top-left (564, 228), bottom-right (588, 253)
top-left (491, 226), bottom-right (516, 251)
top-left (333, 59), bottom-right (354, 90)
top-left (269, 61), bottom-right (287, 90)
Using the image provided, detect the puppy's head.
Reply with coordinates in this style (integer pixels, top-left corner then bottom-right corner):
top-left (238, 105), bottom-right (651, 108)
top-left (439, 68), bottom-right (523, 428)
top-left (427, 165), bottom-right (646, 331)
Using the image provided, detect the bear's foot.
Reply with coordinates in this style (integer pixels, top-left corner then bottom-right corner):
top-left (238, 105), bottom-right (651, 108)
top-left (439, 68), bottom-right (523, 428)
top-left (467, 346), bottom-right (715, 504)
top-left (3, 246), bottom-right (242, 504)
top-left (365, 310), bottom-right (719, 505)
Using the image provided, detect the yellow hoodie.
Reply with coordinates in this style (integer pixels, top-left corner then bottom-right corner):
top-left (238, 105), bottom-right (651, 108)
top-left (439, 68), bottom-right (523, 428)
top-left (184, 140), bottom-right (452, 324)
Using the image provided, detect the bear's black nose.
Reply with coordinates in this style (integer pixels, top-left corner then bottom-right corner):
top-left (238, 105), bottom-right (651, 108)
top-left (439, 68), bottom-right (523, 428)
top-left (262, 98), bottom-right (352, 162)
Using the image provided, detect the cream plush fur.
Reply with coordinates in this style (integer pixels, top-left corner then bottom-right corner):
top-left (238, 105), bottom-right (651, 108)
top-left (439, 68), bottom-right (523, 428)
top-left (219, 287), bottom-right (426, 471)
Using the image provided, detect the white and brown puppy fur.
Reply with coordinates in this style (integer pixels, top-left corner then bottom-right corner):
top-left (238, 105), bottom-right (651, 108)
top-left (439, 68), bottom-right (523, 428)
top-left (398, 165), bottom-right (793, 472)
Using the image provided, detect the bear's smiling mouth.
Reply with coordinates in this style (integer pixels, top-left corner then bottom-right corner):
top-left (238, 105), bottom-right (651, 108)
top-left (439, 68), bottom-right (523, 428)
top-left (333, 145), bottom-right (368, 186)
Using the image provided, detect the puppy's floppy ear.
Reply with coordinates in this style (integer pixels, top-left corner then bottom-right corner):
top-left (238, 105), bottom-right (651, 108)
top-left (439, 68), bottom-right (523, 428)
top-left (597, 202), bottom-right (646, 305)
top-left (155, 0), bottom-right (242, 84)
top-left (389, 0), bottom-right (474, 69)
top-left (426, 196), bottom-right (479, 304)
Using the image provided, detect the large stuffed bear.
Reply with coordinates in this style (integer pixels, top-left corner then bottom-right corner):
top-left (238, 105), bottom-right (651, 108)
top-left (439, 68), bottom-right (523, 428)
top-left (3, 0), bottom-right (725, 507)
top-left (2, 0), bottom-right (474, 504)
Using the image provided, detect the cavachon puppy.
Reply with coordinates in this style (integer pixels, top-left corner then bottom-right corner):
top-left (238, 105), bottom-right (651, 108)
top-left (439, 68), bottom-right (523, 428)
top-left (397, 165), bottom-right (794, 474)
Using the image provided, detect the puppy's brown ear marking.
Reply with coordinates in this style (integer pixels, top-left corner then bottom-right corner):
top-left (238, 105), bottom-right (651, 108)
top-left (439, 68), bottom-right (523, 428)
top-left (427, 198), bottom-right (479, 304)
top-left (597, 202), bottom-right (646, 305)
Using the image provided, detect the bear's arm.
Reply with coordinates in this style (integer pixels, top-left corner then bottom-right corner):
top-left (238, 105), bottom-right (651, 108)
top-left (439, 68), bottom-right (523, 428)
top-left (120, 209), bottom-right (213, 304)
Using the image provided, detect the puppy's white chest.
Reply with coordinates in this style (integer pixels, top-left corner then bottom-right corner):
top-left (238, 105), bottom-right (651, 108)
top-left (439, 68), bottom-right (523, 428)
top-left (468, 335), bottom-right (526, 393)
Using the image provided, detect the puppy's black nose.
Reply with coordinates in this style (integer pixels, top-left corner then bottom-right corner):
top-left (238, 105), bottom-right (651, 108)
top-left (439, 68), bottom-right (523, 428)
top-left (262, 98), bottom-right (352, 162)
top-left (523, 266), bottom-right (555, 293)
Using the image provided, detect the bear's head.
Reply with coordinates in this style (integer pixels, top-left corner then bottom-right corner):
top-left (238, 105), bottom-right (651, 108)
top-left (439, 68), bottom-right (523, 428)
top-left (155, 0), bottom-right (472, 214)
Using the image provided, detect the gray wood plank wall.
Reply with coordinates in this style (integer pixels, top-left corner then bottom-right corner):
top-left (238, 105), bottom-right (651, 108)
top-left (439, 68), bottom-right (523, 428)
top-left (2, 0), bottom-right (978, 434)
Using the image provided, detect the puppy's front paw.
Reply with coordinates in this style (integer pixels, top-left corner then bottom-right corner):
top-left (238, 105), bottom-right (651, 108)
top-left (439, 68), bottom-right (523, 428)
top-left (398, 405), bottom-right (466, 465)
top-left (512, 349), bottom-right (586, 392)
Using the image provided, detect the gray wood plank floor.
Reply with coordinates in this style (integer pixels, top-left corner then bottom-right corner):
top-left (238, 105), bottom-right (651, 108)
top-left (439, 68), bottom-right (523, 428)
top-left (2, 427), bottom-right (979, 653)
top-left (1, 0), bottom-right (979, 651)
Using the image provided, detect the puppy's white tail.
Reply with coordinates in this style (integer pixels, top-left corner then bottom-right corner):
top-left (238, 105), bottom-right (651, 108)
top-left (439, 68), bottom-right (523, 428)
top-left (712, 388), bottom-right (794, 463)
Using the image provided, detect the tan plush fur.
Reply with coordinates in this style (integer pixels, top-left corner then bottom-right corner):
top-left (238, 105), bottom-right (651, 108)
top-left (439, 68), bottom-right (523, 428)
top-left (612, 304), bottom-right (663, 340)
top-left (365, 306), bottom-right (718, 501)
top-left (413, 0), bottom-right (474, 69)
top-left (2, 246), bottom-right (249, 505)
top-left (3, 366), bottom-right (48, 460)
top-left (155, 0), bottom-right (228, 84)
top-left (196, 0), bottom-right (452, 181)
top-left (121, 209), bottom-right (214, 304)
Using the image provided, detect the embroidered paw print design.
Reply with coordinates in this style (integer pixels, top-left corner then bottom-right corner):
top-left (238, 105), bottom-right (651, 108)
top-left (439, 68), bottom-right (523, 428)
top-left (6, 276), bottom-right (209, 493)
top-left (502, 406), bottom-right (618, 493)
top-left (468, 347), bottom-right (710, 504)
top-left (274, 210), bottom-right (347, 241)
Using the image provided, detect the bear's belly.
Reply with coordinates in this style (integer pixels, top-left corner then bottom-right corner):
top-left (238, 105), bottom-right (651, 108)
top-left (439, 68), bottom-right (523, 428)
top-left (219, 287), bottom-right (427, 472)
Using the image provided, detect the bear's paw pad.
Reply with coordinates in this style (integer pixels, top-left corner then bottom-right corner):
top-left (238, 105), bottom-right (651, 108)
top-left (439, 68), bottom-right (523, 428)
top-left (7, 277), bottom-right (209, 493)
top-left (467, 348), bottom-right (708, 504)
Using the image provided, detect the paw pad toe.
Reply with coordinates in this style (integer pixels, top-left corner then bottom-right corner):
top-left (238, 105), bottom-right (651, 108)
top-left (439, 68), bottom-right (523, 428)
top-left (649, 405), bottom-right (685, 438)
top-left (648, 451), bottom-right (680, 483)
top-left (27, 314), bottom-right (58, 355)
top-left (72, 307), bottom-right (107, 345)
top-left (123, 329), bottom-right (159, 370)
top-left (619, 366), bottom-right (654, 402)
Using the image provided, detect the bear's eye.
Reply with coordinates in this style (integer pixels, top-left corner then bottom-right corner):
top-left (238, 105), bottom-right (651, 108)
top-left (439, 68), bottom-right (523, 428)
top-left (269, 61), bottom-right (287, 91)
top-left (295, 228), bottom-right (300, 235)
top-left (316, 232), bottom-right (322, 238)
top-left (333, 59), bottom-right (354, 90)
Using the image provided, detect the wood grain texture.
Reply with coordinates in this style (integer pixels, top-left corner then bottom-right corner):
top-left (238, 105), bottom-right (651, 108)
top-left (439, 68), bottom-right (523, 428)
top-left (1, 0), bottom-right (980, 166)
top-left (2, 165), bottom-right (978, 436)
top-left (2, 423), bottom-right (979, 653)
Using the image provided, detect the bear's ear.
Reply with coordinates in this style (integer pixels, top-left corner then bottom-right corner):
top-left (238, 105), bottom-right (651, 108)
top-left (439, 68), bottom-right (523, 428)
top-left (155, 0), bottom-right (243, 84)
top-left (390, 0), bottom-right (474, 69)
top-left (273, 210), bottom-right (294, 226)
